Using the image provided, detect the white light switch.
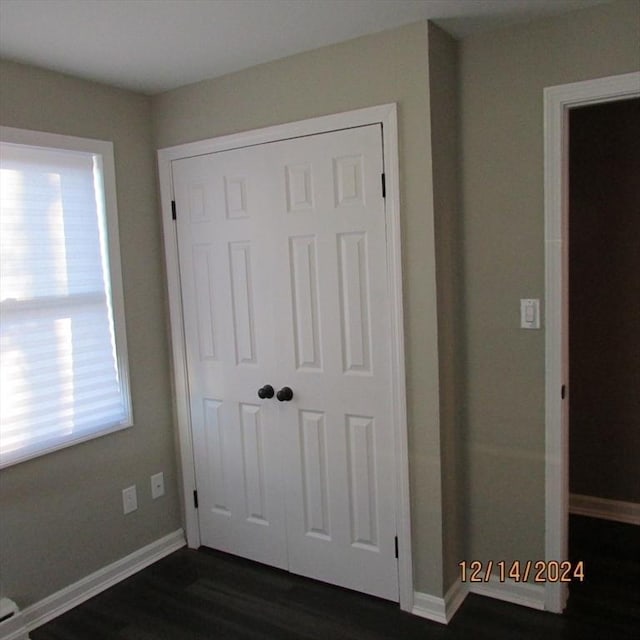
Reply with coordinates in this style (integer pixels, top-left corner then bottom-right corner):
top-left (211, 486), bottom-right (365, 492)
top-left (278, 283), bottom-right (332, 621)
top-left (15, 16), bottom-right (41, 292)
top-left (520, 299), bottom-right (540, 329)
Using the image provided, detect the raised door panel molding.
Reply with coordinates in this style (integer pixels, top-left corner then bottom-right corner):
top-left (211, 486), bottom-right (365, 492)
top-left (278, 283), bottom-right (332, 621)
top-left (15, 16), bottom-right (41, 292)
top-left (337, 232), bottom-right (372, 375)
top-left (289, 235), bottom-right (322, 371)
top-left (228, 241), bottom-right (258, 366)
top-left (346, 414), bottom-right (378, 550)
top-left (299, 410), bottom-right (331, 540)
top-left (239, 403), bottom-right (269, 525)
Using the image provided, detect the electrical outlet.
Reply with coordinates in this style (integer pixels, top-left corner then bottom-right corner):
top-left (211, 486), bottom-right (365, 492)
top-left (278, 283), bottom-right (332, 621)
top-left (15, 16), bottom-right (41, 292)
top-left (122, 485), bottom-right (138, 514)
top-left (151, 472), bottom-right (165, 499)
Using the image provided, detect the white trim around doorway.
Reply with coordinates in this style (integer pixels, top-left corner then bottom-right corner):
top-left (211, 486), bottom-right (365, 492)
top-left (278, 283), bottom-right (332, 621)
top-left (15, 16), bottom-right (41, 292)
top-left (157, 104), bottom-right (414, 612)
top-left (543, 71), bottom-right (640, 614)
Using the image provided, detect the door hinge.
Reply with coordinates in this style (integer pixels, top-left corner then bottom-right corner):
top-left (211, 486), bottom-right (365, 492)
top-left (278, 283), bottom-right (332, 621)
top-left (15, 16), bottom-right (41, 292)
top-left (381, 173), bottom-right (386, 199)
top-left (394, 536), bottom-right (398, 559)
top-left (171, 200), bottom-right (177, 220)
top-left (193, 490), bottom-right (199, 509)
top-left (561, 384), bottom-right (566, 400)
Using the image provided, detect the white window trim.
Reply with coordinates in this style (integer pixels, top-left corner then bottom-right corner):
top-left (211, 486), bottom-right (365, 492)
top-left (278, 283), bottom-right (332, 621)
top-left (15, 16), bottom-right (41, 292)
top-left (0, 126), bottom-right (132, 467)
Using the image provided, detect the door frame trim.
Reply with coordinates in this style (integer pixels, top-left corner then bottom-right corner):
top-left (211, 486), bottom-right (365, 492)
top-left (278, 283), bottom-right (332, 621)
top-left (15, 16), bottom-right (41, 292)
top-left (157, 103), bottom-right (413, 610)
top-left (543, 72), bottom-right (639, 613)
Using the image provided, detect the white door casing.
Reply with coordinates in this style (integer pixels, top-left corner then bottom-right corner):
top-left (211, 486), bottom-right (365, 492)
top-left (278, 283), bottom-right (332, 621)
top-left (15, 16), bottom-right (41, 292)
top-left (158, 105), bottom-right (413, 609)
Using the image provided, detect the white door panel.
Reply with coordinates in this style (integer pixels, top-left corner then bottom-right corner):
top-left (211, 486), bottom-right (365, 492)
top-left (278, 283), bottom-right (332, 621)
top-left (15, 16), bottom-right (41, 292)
top-left (173, 149), bottom-right (287, 569)
top-left (271, 128), bottom-right (397, 599)
top-left (173, 124), bottom-right (398, 600)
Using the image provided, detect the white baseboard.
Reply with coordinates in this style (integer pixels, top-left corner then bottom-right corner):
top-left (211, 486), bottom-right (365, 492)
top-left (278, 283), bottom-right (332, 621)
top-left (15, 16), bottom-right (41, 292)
top-left (444, 579), bottom-right (468, 621)
top-left (0, 621), bottom-right (29, 640)
top-left (5, 529), bottom-right (186, 638)
top-left (469, 575), bottom-right (545, 611)
top-left (0, 612), bottom-right (30, 640)
top-left (0, 598), bottom-right (28, 640)
top-left (413, 573), bottom-right (545, 623)
top-left (412, 579), bottom-right (467, 624)
top-left (570, 493), bottom-right (640, 525)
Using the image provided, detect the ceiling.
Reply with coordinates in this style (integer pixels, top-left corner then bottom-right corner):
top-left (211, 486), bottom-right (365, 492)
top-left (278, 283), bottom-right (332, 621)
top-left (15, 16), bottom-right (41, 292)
top-left (0, 0), bottom-right (609, 95)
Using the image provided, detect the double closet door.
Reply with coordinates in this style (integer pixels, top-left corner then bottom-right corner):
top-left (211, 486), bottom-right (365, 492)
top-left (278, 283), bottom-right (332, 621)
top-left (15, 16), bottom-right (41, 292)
top-left (172, 124), bottom-right (399, 601)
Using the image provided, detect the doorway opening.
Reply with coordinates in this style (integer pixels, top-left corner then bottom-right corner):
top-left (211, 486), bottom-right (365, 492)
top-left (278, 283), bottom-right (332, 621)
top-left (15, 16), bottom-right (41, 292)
top-left (543, 72), bottom-right (640, 614)
top-left (566, 96), bottom-right (639, 618)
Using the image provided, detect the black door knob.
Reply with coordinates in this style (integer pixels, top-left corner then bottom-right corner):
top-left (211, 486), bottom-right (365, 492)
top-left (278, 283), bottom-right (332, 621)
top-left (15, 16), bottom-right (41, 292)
top-left (276, 386), bottom-right (293, 402)
top-left (257, 385), bottom-right (274, 399)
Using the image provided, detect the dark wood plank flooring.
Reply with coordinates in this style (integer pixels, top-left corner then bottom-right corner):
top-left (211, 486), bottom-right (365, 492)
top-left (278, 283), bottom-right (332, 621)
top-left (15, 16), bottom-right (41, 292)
top-left (31, 516), bottom-right (638, 639)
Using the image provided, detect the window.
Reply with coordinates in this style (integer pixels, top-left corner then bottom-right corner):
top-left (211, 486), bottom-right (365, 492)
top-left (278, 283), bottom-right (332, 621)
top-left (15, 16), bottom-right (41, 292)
top-left (0, 127), bottom-right (132, 468)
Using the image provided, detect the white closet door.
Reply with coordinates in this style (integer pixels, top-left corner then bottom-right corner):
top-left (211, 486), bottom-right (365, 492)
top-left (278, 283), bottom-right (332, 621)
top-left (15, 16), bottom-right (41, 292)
top-left (173, 124), bottom-right (398, 601)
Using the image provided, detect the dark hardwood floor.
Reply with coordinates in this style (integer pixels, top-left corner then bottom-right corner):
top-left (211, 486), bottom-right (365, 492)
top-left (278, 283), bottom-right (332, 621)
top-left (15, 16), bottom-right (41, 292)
top-left (31, 516), bottom-right (638, 639)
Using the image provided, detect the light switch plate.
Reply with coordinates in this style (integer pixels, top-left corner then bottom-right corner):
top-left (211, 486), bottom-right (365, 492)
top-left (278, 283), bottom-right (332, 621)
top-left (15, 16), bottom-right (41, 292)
top-left (520, 298), bottom-right (540, 329)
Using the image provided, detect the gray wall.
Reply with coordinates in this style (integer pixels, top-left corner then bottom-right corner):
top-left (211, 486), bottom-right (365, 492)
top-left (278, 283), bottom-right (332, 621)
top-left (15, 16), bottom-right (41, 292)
top-left (152, 21), bottom-right (453, 597)
top-left (0, 61), bottom-right (181, 606)
top-left (569, 98), bottom-right (640, 504)
top-left (459, 0), bottom-right (639, 567)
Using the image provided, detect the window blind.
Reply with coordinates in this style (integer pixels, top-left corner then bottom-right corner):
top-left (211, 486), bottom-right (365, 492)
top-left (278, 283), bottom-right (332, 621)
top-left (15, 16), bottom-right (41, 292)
top-left (0, 138), bottom-right (132, 467)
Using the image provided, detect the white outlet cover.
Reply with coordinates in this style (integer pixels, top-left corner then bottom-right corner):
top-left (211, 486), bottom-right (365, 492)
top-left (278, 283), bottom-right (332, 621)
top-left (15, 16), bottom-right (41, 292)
top-left (151, 472), bottom-right (165, 499)
top-left (122, 485), bottom-right (138, 514)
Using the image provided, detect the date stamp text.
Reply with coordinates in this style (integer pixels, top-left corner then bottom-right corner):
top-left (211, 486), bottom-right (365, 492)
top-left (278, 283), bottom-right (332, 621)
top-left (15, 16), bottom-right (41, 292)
top-left (459, 560), bottom-right (585, 583)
